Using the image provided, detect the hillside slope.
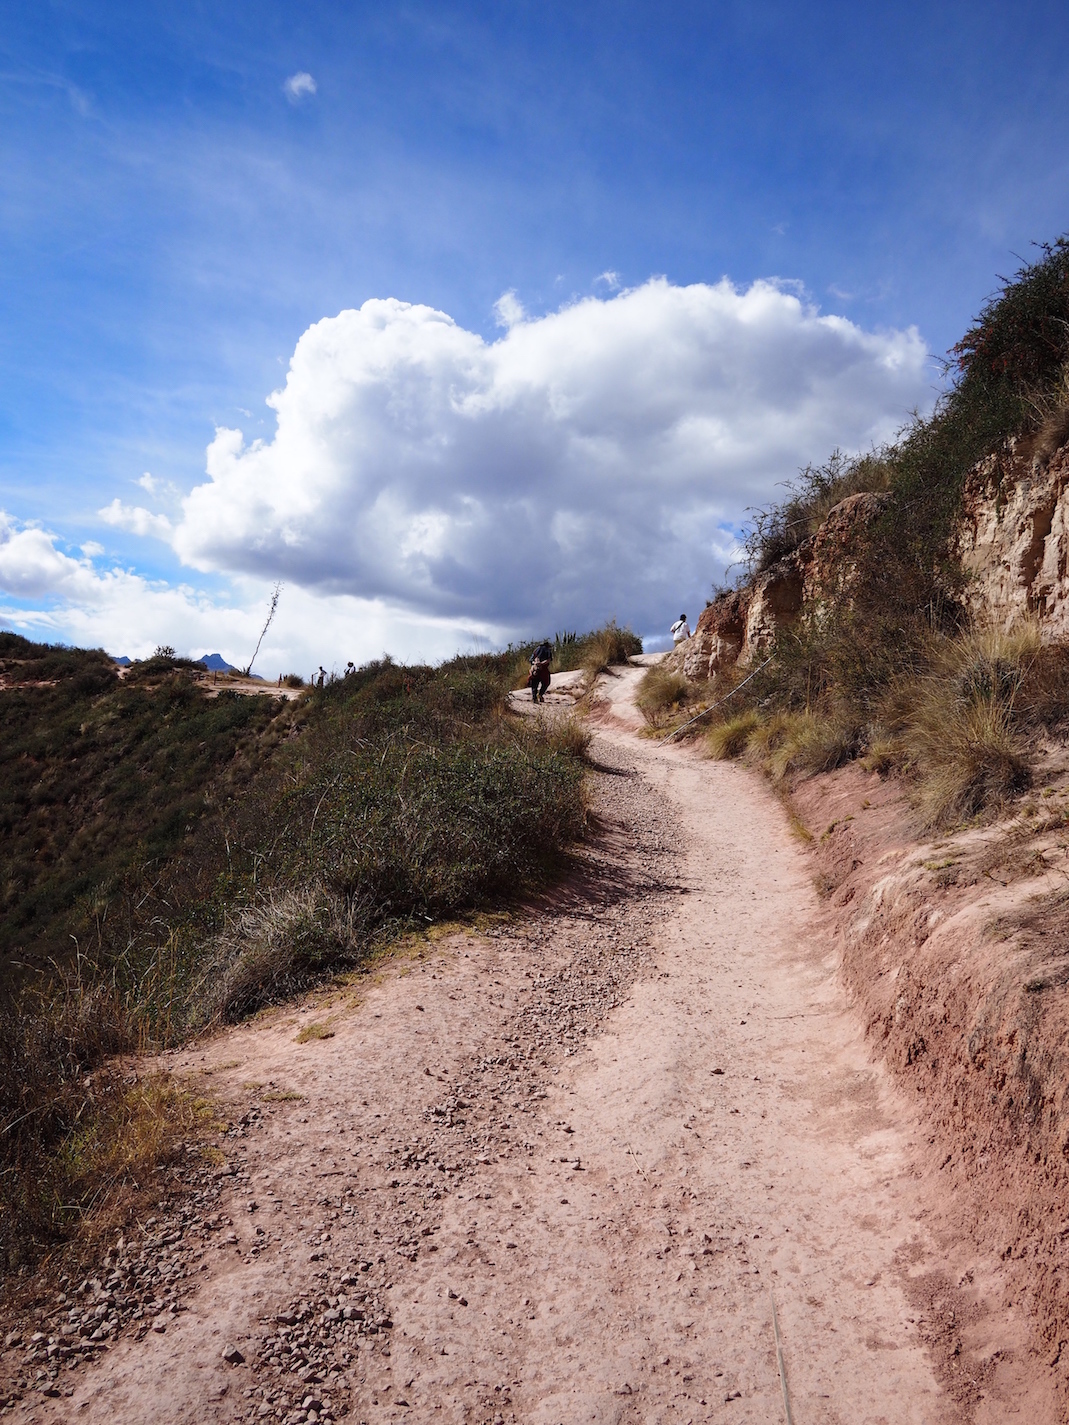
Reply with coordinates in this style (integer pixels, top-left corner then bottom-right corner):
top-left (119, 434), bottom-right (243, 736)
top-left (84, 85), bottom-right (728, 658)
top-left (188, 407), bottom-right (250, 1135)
top-left (4, 666), bottom-right (1057, 1424)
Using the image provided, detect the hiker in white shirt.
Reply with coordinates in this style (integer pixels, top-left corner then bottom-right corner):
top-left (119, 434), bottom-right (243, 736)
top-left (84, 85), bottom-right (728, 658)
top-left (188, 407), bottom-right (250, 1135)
top-left (670, 614), bottom-right (691, 645)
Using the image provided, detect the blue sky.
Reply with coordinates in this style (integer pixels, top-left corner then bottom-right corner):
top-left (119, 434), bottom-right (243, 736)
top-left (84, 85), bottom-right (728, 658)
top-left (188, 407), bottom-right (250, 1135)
top-left (1, 1), bottom-right (1068, 669)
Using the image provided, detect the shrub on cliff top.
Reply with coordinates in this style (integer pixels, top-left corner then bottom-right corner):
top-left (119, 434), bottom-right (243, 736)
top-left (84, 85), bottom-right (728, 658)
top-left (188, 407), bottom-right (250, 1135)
top-left (744, 236), bottom-right (1069, 630)
top-left (720, 236), bottom-right (1069, 824)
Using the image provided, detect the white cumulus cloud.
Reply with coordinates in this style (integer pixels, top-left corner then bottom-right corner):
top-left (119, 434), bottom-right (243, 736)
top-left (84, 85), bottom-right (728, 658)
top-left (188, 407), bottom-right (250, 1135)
top-left (493, 290), bottom-right (526, 328)
top-left (99, 498), bottom-right (174, 540)
top-left (0, 512), bottom-right (497, 673)
top-left (167, 277), bottom-right (930, 635)
top-left (283, 72), bottom-right (317, 103)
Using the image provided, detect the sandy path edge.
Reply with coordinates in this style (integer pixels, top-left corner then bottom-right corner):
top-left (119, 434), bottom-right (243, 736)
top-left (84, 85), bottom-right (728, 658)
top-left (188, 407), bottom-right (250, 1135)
top-left (4, 667), bottom-right (1059, 1424)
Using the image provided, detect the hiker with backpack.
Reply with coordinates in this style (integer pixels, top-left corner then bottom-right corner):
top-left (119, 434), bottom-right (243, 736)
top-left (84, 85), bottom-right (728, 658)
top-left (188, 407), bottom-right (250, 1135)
top-left (528, 640), bottom-right (553, 703)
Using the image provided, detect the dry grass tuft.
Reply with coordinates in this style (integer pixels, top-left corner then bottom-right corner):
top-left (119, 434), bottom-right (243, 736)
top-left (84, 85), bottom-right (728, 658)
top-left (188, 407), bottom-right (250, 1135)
top-left (859, 734), bottom-right (898, 775)
top-left (536, 713), bottom-right (593, 763)
top-left (706, 711), bottom-right (760, 760)
top-left (193, 887), bottom-right (365, 1027)
top-left (0, 1057), bottom-right (212, 1268)
top-left (295, 1021), bottom-right (335, 1043)
top-left (635, 666), bottom-right (700, 726)
top-left (902, 697), bottom-right (1031, 828)
top-left (766, 714), bottom-right (856, 782)
top-left (581, 622), bottom-right (642, 684)
top-left (59, 1075), bottom-right (212, 1214)
top-left (891, 624), bottom-right (1038, 828)
top-left (719, 709), bottom-right (855, 781)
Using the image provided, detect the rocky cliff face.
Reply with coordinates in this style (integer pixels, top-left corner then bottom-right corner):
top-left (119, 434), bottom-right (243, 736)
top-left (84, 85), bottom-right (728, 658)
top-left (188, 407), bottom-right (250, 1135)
top-left (673, 444), bottom-right (1069, 682)
top-left (674, 491), bottom-right (891, 681)
top-left (956, 440), bottom-right (1069, 635)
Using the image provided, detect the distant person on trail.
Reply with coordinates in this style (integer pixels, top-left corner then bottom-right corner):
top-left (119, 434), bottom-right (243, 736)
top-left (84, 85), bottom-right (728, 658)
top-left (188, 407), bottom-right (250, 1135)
top-left (671, 614), bottom-right (691, 645)
top-left (528, 640), bottom-right (553, 703)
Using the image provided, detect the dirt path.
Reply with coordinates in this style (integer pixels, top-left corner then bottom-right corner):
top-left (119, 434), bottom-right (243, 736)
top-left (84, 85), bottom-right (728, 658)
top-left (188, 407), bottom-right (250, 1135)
top-left (11, 666), bottom-right (1055, 1424)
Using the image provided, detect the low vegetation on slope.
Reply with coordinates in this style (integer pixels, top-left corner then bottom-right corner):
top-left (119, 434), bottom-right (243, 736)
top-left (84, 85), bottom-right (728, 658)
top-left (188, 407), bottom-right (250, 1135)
top-left (0, 635), bottom-right (594, 1270)
top-left (704, 237), bottom-right (1069, 825)
top-left (0, 635), bottom-right (282, 980)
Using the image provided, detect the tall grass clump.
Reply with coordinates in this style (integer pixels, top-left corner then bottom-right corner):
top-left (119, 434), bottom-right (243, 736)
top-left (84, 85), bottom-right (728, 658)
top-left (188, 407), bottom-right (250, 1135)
top-left (579, 622), bottom-right (643, 685)
top-left (887, 625), bottom-right (1038, 828)
top-left (706, 711), bottom-right (760, 760)
top-left (635, 666), bottom-right (700, 726)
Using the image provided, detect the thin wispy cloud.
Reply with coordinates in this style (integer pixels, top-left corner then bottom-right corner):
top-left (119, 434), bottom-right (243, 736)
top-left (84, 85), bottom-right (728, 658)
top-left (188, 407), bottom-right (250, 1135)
top-left (283, 71), bottom-right (317, 103)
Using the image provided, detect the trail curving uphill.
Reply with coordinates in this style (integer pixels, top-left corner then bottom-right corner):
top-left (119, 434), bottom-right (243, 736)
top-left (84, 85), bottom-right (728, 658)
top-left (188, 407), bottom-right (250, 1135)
top-left (15, 664), bottom-right (1057, 1425)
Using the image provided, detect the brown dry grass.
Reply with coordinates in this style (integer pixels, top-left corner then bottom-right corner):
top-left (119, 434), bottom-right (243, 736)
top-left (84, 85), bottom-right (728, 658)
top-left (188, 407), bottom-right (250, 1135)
top-left (889, 624), bottom-right (1039, 828)
top-left (580, 622), bottom-right (643, 685)
top-left (635, 666), bottom-right (700, 726)
top-left (706, 711), bottom-right (760, 760)
top-left (295, 1022), bottom-right (335, 1043)
top-left (1, 1064), bottom-right (214, 1271)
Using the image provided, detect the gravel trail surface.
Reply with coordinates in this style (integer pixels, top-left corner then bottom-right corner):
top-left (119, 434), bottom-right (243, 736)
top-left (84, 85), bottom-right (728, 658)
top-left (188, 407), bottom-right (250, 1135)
top-left (6, 666), bottom-right (1047, 1424)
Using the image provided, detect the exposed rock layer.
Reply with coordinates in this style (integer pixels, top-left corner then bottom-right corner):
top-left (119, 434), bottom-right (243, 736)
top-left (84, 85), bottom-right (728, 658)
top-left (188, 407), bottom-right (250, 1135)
top-left (674, 491), bottom-right (891, 680)
top-left (956, 440), bottom-right (1069, 634)
top-left (674, 442), bottom-right (1069, 681)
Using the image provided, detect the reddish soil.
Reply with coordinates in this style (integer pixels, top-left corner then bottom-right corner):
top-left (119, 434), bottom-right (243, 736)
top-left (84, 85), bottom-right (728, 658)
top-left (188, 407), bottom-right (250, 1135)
top-left (794, 758), bottom-right (1069, 1418)
top-left (4, 665), bottom-right (1062, 1424)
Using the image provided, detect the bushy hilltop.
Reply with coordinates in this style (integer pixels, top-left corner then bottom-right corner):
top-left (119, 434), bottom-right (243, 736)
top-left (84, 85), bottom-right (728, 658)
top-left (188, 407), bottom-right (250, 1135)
top-left (647, 237), bottom-right (1069, 828)
top-left (0, 626), bottom-right (637, 1271)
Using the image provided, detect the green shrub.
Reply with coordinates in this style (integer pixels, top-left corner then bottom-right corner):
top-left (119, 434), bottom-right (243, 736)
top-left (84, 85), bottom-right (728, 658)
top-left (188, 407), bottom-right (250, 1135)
top-left (745, 449), bottom-right (891, 574)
